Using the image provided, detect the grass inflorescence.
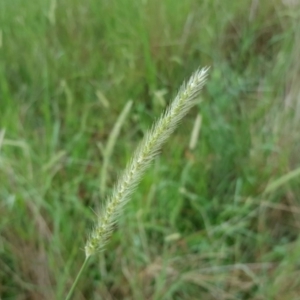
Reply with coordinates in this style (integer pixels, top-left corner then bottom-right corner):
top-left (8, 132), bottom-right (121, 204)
top-left (65, 68), bottom-right (209, 299)
top-left (85, 67), bottom-right (209, 257)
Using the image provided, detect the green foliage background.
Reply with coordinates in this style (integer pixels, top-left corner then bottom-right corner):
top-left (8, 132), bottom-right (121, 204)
top-left (1, 0), bottom-right (300, 299)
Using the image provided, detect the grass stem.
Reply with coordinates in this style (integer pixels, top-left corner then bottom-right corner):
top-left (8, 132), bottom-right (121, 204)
top-left (65, 256), bottom-right (90, 300)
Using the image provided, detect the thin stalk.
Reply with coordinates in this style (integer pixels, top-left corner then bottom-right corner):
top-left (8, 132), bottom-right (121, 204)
top-left (65, 256), bottom-right (90, 300)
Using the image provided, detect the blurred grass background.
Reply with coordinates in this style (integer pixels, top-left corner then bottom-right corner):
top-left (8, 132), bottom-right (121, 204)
top-left (1, 0), bottom-right (300, 299)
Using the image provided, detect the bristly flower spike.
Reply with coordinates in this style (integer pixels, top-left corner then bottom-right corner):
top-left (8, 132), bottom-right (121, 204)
top-left (85, 67), bottom-right (210, 257)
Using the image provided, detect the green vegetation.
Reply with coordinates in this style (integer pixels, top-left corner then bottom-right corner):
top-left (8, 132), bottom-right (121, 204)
top-left (1, 0), bottom-right (300, 299)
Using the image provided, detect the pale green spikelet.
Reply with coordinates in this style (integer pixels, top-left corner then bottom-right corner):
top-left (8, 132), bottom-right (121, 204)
top-left (85, 67), bottom-right (210, 258)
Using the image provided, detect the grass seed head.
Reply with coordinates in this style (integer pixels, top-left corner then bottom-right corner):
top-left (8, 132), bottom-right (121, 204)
top-left (85, 67), bottom-right (209, 258)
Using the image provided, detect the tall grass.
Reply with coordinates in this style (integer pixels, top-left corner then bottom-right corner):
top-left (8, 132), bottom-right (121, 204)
top-left (66, 67), bottom-right (209, 299)
top-left (1, 0), bottom-right (300, 299)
